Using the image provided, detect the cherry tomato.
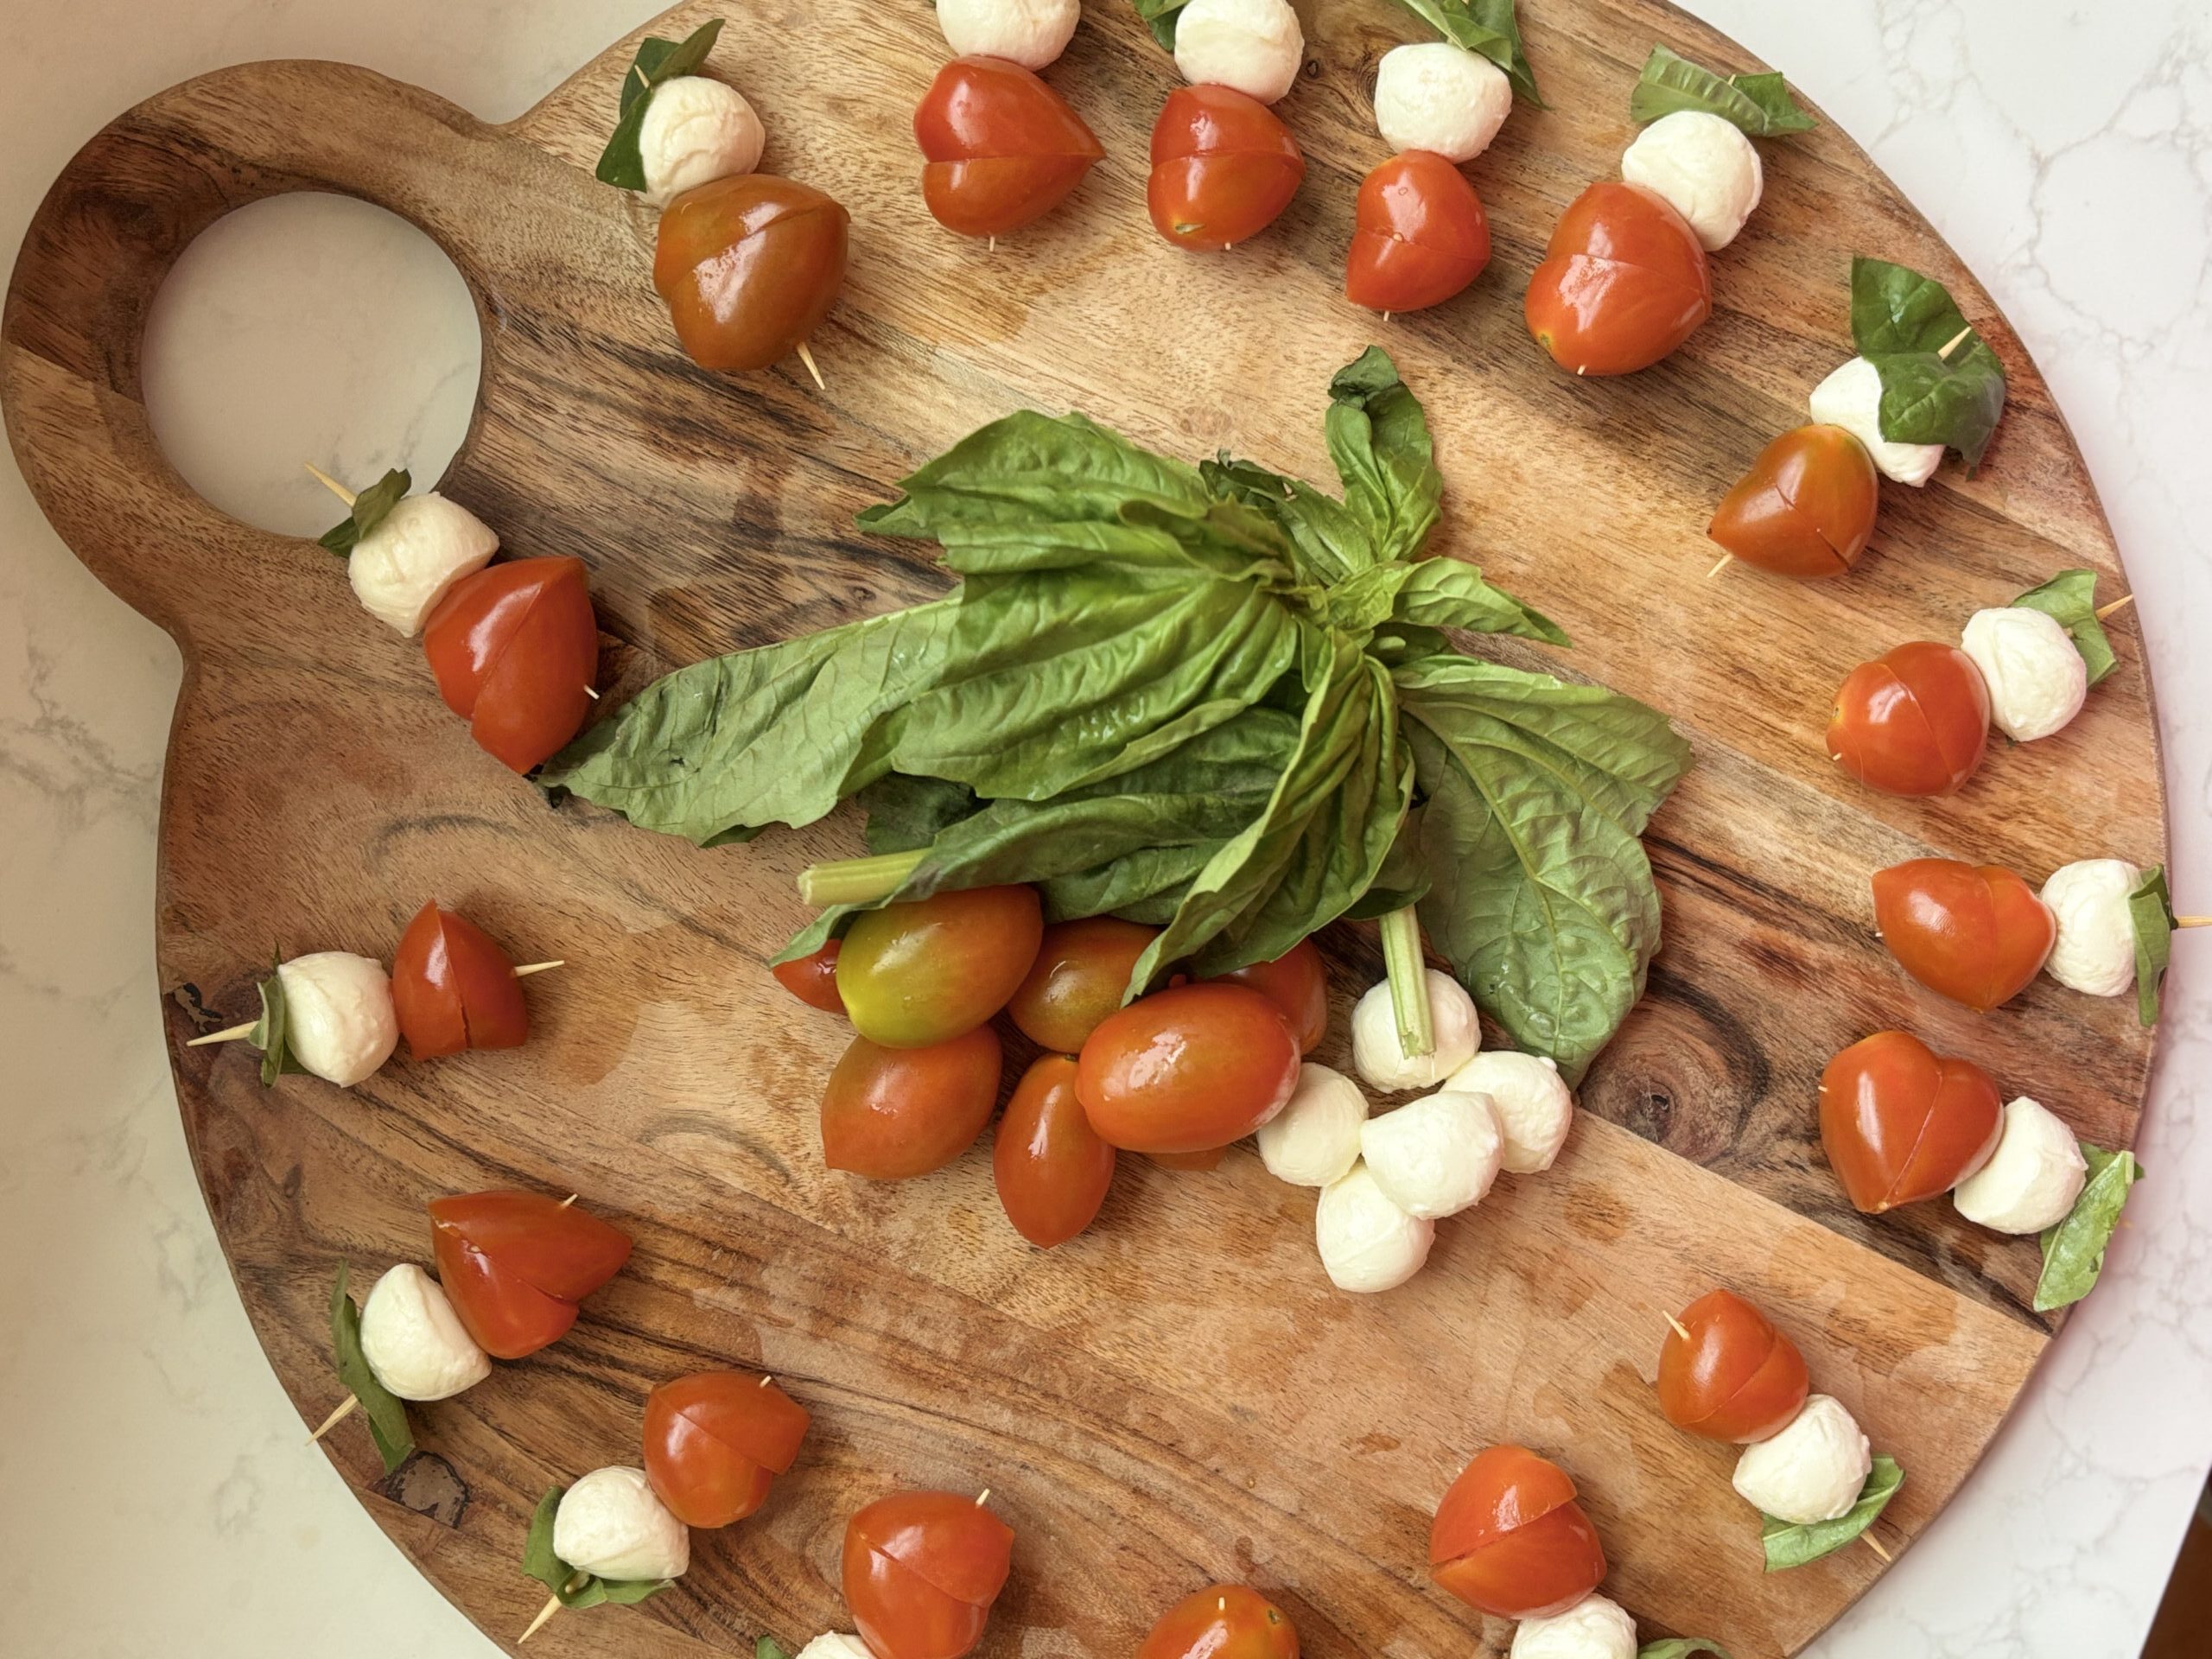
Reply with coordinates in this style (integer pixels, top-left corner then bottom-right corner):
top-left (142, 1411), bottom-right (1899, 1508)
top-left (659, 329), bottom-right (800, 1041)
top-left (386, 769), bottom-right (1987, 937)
top-left (915, 56), bottom-right (1104, 238)
top-left (1150, 1146), bottom-right (1226, 1171)
top-left (1819, 1030), bottom-right (2002, 1213)
top-left (1147, 85), bottom-right (1305, 251)
top-left (654, 174), bottom-right (849, 372)
top-left (1137, 1585), bottom-right (1300, 1659)
top-left (1707, 425), bottom-right (1881, 580)
top-left (1210, 938), bottom-right (1328, 1054)
top-left (1345, 149), bottom-right (1491, 314)
top-left (822, 1027), bottom-right (1003, 1181)
top-left (1656, 1288), bottom-right (1810, 1444)
top-left (422, 556), bottom-right (599, 773)
top-left (838, 886), bottom-right (1044, 1049)
top-left (390, 900), bottom-right (528, 1059)
top-left (427, 1189), bottom-right (632, 1360)
top-left (643, 1370), bottom-right (811, 1529)
top-left (1429, 1445), bottom-right (1607, 1619)
top-left (1075, 983), bottom-right (1299, 1155)
top-left (1524, 181), bottom-right (1712, 376)
top-left (1827, 641), bottom-right (1991, 798)
top-left (994, 1056), bottom-right (1116, 1247)
top-left (772, 938), bottom-right (847, 1014)
top-left (842, 1490), bottom-right (1014, 1659)
top-left (1007, 917), bottom-right (1157, 1052)
top-left (1872, 858), bottom-right (2056, 1012)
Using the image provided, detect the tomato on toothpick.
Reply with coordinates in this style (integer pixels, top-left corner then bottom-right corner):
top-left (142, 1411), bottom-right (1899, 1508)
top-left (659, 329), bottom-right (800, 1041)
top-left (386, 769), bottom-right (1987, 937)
top-left (391, 901), bottom-right (531, 1058)
top-left (772, 938), bottom-right (847, 1014)
top-left (1525, 181), bottom-right (1711, 376)
top-left (1827, 641), bottom-right (1990, 797)
top-left (428, 1190), bottom-right (632, 1360)
top-left (1707, 425), bottom-right (1881, 579)
top-left (994, 1056), bottom-right (1116, 1247)
top-left (1007, 917), bottom-right (1157, 1053)
top-left (1137, 1585), bottom-right (1300, 1659)
top-left (1872, 858), bottom-right (2056, 1011)
top-left (1210, 937), bottom-right (1329, 1054)
top-left (1656, 1288), bottom-right (1810, 1443)
top-left (842, 1489), bottom-right (1015, 1659)
top-left (822, 1026), bottom-right (1003, 1180)
top-left (1819, 1030), bottom-right (2002, 1213)
top-left (1430, 1445), bottom-right (1607, 1619)
top-left (915, 56), bottom-right (1104, 238)
top-left (1075, 983), bottom-right (1299, 1155)
top-left (643, 1370), bottom-right (810, 1529)
top-left (1345, 150), bottom-right (1491, 315)
top-left (836, 886), bottom-right (1044, 1048)
top-left (1147, 85), bottom-right (1305, 251)
top-left (654, 174), bottom-right (849, 377)
top-left (422, 556), bottom-right (599, 773)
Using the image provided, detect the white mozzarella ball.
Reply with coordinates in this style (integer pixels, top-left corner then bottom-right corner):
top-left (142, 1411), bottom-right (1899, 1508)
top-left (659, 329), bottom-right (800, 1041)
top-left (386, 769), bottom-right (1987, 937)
top-left (1351, 969), bottom-right (1479, 1091)
top-left (1373, 42), bottom-right (1512, 164)
top-left (1731, 1395), bottom-right (1872, 1525)
top-left (553, 1466), bottom-right (690, 1581)
top-left (359, 1263), bottom-right (491, 1402)
top-left (935, 0), bottom-right (1081, 68)
top-left (276, 951), bottom-right (398, 1086)
top-left (1359, 1090), bottom-right (1503, 1220)
top-left (639, 76), bottom-right (766, 208)
top-left (1510, 1592), bottom-right (1639, 1659)
top-left (1808, 357), bottom-right (1947, 486)
top-left (1315, 1161), bottom-right (1434, 1293)
top-left (1256, 1063), bottom-right (1369, 1186)
top-left (1173, 0), bottom-right (1304, 105)
top-left (1961, 607), bottom-right (2088, 742)
top-left (1953, 1096), bottom-right (2088, 1234)
top-left (795, 1637), bottom-right (874, 1659)
top-left (2040, 858), bottom-right (2143, 997)
top-left (1444, 1050), bottom-right (1574, 1173)
top-left (1620, 110), bottom-right (1763, 251)
top-left (346, 493), bottom-right (499, 636)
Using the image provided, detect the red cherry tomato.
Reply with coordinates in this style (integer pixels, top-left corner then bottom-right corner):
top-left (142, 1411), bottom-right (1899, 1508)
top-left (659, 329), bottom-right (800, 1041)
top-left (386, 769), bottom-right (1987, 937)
top-left (915, 56), bottom-right (1104, 238)
top-left (390, 900), bottom-right (529, 1058)
top-left (654, 174), bottom-right (849, 372)
top-left (1524, 181), bottom-right (1712, 375)
top-left (1075, 983), bottom-right (1299, 1155)
top-left (421, 556), bottom-right (599, 773)
top-left (427, 1189), bottom-right (632, 1360)
top-left (1007, 917), bottom-right (1158, 1053)
top-left (1819, 1030), bottom-right (2003, 1213)
top-left (1430, 1445), bottom-right (1607, 1619)
top-left (822, 1027), bottom-right (1003, 1180)
top-left (1211, 938), bottom-right (1328, 1054)
top-left (772, 938), bottom-right (847, 1014)
top-left (1827, 641), bottom-right (1991, 797)
top-left (837, 886), bottom-right (1045, 1048)
top-left (994, 1056), bottom-right (1116, 1247)
top-left (1656, 1289), bottom-right (1810, 1443)
top-left (643, 1370), bottom-right (811, 1529)
top-left (1147, 85), bottom-right (1305, 251)
top-left (842, 1491), bottom-right (1014, 1659)
top-left (1707, 425), bottom-right (1881, 579)
top-left (1137, 1585), bottom-right (1300, 1659)
top-left (1872, 858), bottom-right (2056, 1011)
top-left (1345, 149), bottom-right (1491, 314)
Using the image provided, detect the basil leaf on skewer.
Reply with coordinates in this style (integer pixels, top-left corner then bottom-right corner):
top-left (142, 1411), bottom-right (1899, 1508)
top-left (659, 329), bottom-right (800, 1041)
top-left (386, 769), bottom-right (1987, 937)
top-left (1630, 45), bottom-right (1815, 135)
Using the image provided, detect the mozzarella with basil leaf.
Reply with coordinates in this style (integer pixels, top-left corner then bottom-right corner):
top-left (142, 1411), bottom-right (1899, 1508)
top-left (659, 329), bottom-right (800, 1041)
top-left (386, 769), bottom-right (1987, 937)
top-left (346, 492), bottom-right (498, 635)
top-left (639, 76), bottom-right (765, 208)
top-left (553, 1466), bottom-right (690, 1582)
top-left (359, 1263), bottom-right (490, 1401)
top-left (1961, 606), bottom-right (2086, 741)
top-left (937, 0), bottom-right (1079, 67)
top-left (276, 951), bottom-right (398, 1086)
top-left (1732, 1394), bottom-right (1872, 1525)
top-left (1374, 41), bottom-right (1511, 163)
top-left (1510, 1593), bottom-right (1638, 1659)
top-left (1621, 111), bottom-right (1761, 251)
top-left (2041, 858), bottom-right (2141, 997)
top-left (1808, 358), bottom-right (1944, 486)
top-left (1953, 1096), bottom-right (2088, 1235)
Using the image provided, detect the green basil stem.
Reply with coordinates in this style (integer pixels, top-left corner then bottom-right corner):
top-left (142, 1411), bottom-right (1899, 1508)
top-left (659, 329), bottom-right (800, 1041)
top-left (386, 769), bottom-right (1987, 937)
top-left (1380, 905), bottom-right (1434, 1058)
top-left (798, 849), bottom-right (926, 908)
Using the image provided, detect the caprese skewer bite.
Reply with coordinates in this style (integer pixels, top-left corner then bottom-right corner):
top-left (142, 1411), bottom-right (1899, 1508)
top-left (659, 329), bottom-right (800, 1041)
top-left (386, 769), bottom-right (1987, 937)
top-left (519, 1466), bottom-right (690, 1642)
top-left (1137, 2), bottom-right (1306, 250)
top-left (320, 1261), bottom-right (489, 1471)
top-left (842, 1488), bottom-right (1015, 1659)
top-left (312, 463), bottom-right (497, 633)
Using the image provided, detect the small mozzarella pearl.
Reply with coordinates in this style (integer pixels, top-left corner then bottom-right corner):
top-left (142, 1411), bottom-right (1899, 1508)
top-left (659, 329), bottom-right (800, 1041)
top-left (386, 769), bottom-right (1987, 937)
top-left (1173, 0), bottom-right (1304, 105)
top-left (1732, 1395), bottom-right (1872, 1525)
top-left (1351, 969), bottom-right (1479, 1091)
top-left (1953, 1096), bottom-right (2088, 1233)
top-left (1314, 1161), bottom-right (1433, 1293)
top-left (1256, 1063), bottom-right (1368, 1187)
top-left (1621, 110), bottom-right (1763, 251)
top-left (2040, 858), bottom-right (2142, 997)
top-left (1358, 1090), bottom-right (1503, 1219)
top-left (553, 1466), bottom-right (690, 1581)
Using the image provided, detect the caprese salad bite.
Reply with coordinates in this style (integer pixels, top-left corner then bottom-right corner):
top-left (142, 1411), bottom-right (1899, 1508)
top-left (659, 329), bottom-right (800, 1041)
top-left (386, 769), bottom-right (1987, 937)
top-left (1135, 2), bottom-right (1306, 250)
top-left (519, 1466), bottom-right (690, 1642)
top-left (842, 1488), bottom-right (1015, 1659)
top-left (313, 464), bottom-right (497, 634)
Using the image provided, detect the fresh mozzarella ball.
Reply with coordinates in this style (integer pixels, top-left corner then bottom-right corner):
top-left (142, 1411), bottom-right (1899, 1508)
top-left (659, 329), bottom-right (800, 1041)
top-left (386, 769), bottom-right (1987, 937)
top-left (1732, 1395), bottom-right (1872, 1525)
top-left (935, 0), bottom-right (1080, 69)
top-left (1620, 111), bottom-right (1763, 251)
top-left (1954, 1097), bottom-right (2088, 1234)
top-left (1510, 1592), bottom-right (1639, 1659)
top-left (553, 1466), bottom-right (690, 1581)
top-left (1315, 1161), bottom-right (1434, 1293)
top-left (276, 951), bottom-right (398, 1087)
top-left (1351, 969), bottom-right (1479, 1091)
top-left (2040, 858), bottom-right (2143, 997)
top-left (1808, 358), bottom-right (1946, 486)
top-left (1359, 1090), bottom-right (1503, 1220)
top-left (346, 492), bottom-right (499, 635)
top-left (795, 1637), bottom-right (874, 1659)
top-left (1256, 1063), bottom-right (1368, 1186)
top-left (358, 1263), bottom-right (491, 1402)
top-left (1373, 42), bottom-right (1512, 164)
top-left (1444, 1050), bottom-right (1574, 1173)
top-left (1961, 607), bottom-right (2088, 742)
top-left (639, 76), bottom-right (766, 208)
top-left (1173, 0), bottom-right (1304, 105)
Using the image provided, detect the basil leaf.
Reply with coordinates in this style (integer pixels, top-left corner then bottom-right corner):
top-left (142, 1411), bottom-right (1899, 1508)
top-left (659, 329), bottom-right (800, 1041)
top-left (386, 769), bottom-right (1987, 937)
top-left (2034, 1144), bottom-right (2144, 1313)
top-left (1202, 455), bottom-right (1377, 586)
top-left (2128, 865), bottom-right (2178, 1025)
top-left (758, 1641), bottom-right (791, 1659)
top-left (521, 1484), bottom-right (673, 1610)
top-left (2011, 569), bottom-right (2118, 686)
top-left (1326, 346), bottom-right (1442, 567)
top-left (1849, 257), bottom-right (2008, 468)
top-left (1640, 1642), bottom-right (1733, 1659)
top-left (1132, 0), bottom-right (1186, 50)
top-left (1628, 45), bottom-right (1814, 135)
top-left (861, 773), bottom-right (979, 855)
top-left (1343, 811), bottom-right (1433, 918)
top-left (1385, 0), bottom-right (1541, 106)
top-left (250, 953), bottom-right (308, 1086)
top-left (595, 19), bottom-right (727, 191)
top-left (317, 467), bottom-right (410, 554)
top-left (1392, 558), bottom-right (1568, 645)
top-left (1760, 1457), bottom-right (1904, 1571)
top-left (328, 1262), bottom-right (414, 1473)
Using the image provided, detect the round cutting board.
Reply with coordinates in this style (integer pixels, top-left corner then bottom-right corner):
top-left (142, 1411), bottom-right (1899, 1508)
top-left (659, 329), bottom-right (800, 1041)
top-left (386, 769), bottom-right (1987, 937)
top-left (0, 1), bottom-right (2164, 1654)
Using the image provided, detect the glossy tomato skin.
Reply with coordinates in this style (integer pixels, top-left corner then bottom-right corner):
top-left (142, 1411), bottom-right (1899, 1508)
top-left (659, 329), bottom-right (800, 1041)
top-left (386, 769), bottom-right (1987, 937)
top-left (422, 557), bottom-right (599, 772)
top-left (838, 886), bottom-right (1044, 1049)
top-left (1656, 1288), bottom-right (1810, 1443)
top-left (772, 939), bottom-right (847, 1014)
top-left (1075, 983), bottom-right (1300, 1155)
top-left (1007, 918), bottom-right (1158, 1053)
top-left (654, 174), bottom-right (849, 372)
top-left (1872, 858), bottom-right (2055, 1012)
top-left (1819, 1030), bottom-right (2003, 1213)
top-left (994, 1056), bottom-right (1116, 1247)
top-left (391, 901), bottom-right (528, 1058)
top-left (1211, 938), bottom-right (1329, 1054)
top-left (644, 1370), bottom-right (810, 1529)
top-left (1147, 85), bottom-right (1305, 251)
top-left (1429, 1445), bottom-right (1607, 1619)
top-left (1827, 642), bottom-right (1992, 797)
top-left (822, 1027), bottom-right (1003, 1180)
top-left (1708, 425), bottom-right (1881, 579)
top-left (1525, 181), bottom-right (1712, 376)
top-left (843, 1491), bottom-right (1014, 1659)
top-left (427, 1190), bottom-right (632, 1360)
top-left (1345, 149), bottom-right (1491, 314)
top-left (916, 56), bottom-right (1104, 237)
top-left (1137, 1585), bottom-right (1300, 1659)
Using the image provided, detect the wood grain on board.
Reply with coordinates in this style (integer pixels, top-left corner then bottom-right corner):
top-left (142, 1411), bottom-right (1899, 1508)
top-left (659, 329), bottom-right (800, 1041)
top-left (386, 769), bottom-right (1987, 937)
top-left (1, 1), bottom-right (2161, 1656)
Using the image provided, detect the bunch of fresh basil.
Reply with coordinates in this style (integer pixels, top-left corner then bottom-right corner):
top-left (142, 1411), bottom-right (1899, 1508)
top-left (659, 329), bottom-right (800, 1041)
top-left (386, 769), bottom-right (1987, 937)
top-left (543, 350), bottom-right (1690, 1080)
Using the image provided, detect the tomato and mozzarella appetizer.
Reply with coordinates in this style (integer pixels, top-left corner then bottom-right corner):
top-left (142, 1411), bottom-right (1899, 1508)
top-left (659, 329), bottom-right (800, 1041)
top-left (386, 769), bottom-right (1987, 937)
top-left (1211, 937), bottom-right (1330, 1053)
top-left (643, 1370), bottom-right (810, 1528)
top-left (1808, 358), bottom-right (1945, 486)
top-left (1870, 857), bottom-right (2056, 1012)
top-left (358, 1262), bottom-right (492, 1401)
top-left (1509, 1593), bottom-right (1638, 1659)
top-left (654, 174), bottom-right (850, 372)
top-left (553, 1465), bottom-right (690, 1581)
top-left (1373, 41), bottom-right (1511, 164)
top-left (935, 0), bottom-right (1079, 69)
top-left (391, 900), bottom-right (534, 1058)
top-left (1960, 605), bottom-right (2088, 741)
top-left (1077, 982), bottom-right (1299, 1154)
top-left (1345, 150), bottom-right (1491, 315)
top-left (344, 490), bottom-right (499, 635)
top-left (637, 76), bottom-right (766, 208)
top-left (1359, 1089), bottom-right (1503, 1220)
top-left (268, 950), bottom-right (400, 1087)
top-left (1430, 1445), bottom-right (1607, 1619)
top-left (1147, 85), bottom-right (1305, 251)
top-left (1951, 1096), bottom-right (2088, 1234)
top-left (1826, 640), bottom-right (1990, 797)
top-left (1819, 1031), bottom-right (2000, 1214)
top-left (1255, 1062), bottom-right (1367, 1186)
top-left (994, 1055), bottom-right (1116, 1246)
top-left (914, 57), bottom-right (1104, 238)
top-left (1009, 918), bottom-right (1156, 1052)
top-left (1351, 967), bottom-right (1478, 1090)
top-left (1729, 1393), bottom-right (1872, 1526)
top-left (1525, 182), bottom-right (1711, 376)
top-left (1445, 1050), bottom-right (1574, 1173)
top-left (2040, 858), bottom-right (2143, 997)
top-left (423, 555), bottom-right (600, 773)
top-left (1656, 1288), bottom-right (1808, 1443)
top-left (428, 1189), bottom-right (632, 1360)
top-left (839, 886), bottom-right (1042, 1047)
top-left (823, 1027), bottom-right (1003, 1180)
top-left (1707, 424), bottom-right (1879, 580)
top-left (1137, 1585), bottom-right (1299, 1659)
top-left (842, 1490), bottom-right (1015, 1659)
top-left (1173, 0), bottom-right (1304, 105)
top-left (1314, 1160), bottom-right (1433, 1292)
top-left (1621, 111), bottom-right (1761, 252)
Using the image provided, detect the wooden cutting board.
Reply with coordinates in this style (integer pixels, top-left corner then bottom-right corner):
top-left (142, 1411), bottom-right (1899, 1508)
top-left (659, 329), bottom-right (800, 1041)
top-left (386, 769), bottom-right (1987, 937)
top-left (1, 0), bottom-right (2164, 1654)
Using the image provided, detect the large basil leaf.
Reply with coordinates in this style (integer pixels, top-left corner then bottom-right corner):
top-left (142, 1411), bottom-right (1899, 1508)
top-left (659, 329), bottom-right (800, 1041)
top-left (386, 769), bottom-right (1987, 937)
top-left (594, 19), bottom-right (726, 190)
top-left (2034, 1143), bottom-right (2143, 1312)
top-left (521, 1486), bottom-right (673, 1610)
top-left (1326, 346), bottom-right (1444, 567)
top-left (1628, 45), bottom-right (1814, 135)
top-left (1392, 558), bottom-right (1568, 645)
top-left (1385, 0), bottom-right (1541, 105)
top-left (2129, 864), bottom-right (2177, 1026)
top-left (1849, 257), bottom-right (2008, 468)
top-left (1760, 1457), bottom-right (1904, 1571)
top-left (329, 1263), bottom-right (413, 1473)
top-left (2011, 569), bottom-right (2118, 686)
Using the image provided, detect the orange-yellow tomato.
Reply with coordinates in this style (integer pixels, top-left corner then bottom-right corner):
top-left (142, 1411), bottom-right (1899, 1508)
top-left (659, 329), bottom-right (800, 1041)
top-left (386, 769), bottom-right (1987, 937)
top-left (1708, 425), bottom-right (1881, 579)
top-left (1872, 857), bottom-right (2056, 1011)
top-left (837, 886), bottom-right (1044, 1049)
top-left (1211, 938), bottom-right (1328, 1055)
top-left (1007, 918), bottom-right (1158, 1053)
top-left (1525, 181), bottom-right (1711, 375)
top-left (654, 174), bottom-right (849, 372)
top-left (1827, 642), bottom-right (1992, 798)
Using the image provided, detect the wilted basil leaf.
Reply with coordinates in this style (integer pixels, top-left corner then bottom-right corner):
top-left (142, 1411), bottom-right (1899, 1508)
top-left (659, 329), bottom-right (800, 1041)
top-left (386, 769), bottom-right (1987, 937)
top-left (1760, 1457), bottom-right (1904, 1570)
top-left (595, 19), bottom-right (727, 191)
top-left (250, 952), bottom-right (308, 1087)
top-left (2127, 864), bottom-right (2177, 1027)
top-left (1629, 45), bottom-right (1814, 134)
top-left (2011, 569), bottom-right (2118, 686)
top-left (1131, 0), bottom-right (1187, 49)
top-left (1640, 1641), bottom-right (1734, 1659)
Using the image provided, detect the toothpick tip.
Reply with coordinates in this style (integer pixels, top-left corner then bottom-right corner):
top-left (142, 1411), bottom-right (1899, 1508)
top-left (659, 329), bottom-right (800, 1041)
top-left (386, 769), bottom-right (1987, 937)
top-left (796, 340), bottom-right (825, 391)
top-left (1706, 553), bottom-right (1734, 580)
top-left (518, 1593), bottom-right (563, 1644)
top-left (1666, 1314), bottom-right (1693, 1341)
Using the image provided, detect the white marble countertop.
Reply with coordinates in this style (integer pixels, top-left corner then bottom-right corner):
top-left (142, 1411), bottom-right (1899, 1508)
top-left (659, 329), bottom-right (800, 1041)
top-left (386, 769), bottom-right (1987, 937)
top-left (3, 3), bottom-right (2206, 1655)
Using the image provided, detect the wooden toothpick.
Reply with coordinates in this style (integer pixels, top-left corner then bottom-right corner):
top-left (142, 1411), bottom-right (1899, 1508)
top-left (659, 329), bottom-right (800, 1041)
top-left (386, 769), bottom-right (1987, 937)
top-left (2095, 594), bottom-right (2136, 621)
top-left (186, 1020), bottom-right (257, 1047)
top-left (975, 1488), bottom-right (991, 1507)
top-left (518, 1593), bottom-right (564, 1644)
top-left (303, 461), bottom-right (359, 508)
top-left (1706, 553), bottom-right (1734, 580)
top-left (512, 960), bottom-right (567, 978)
top-left (1862, 1530), bottom-right (1894, 1563)
top-left (796, 341), bottom-right (825, 391)
top-left (307, 1394), bottom-right (360, 1443)
top-left (1937, 326), bottom-right (1973, 361)
top-left (2175, 916), bottom-right (2211, 930)
top-left (1666, 1314), bottom-right (1693, 1341)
